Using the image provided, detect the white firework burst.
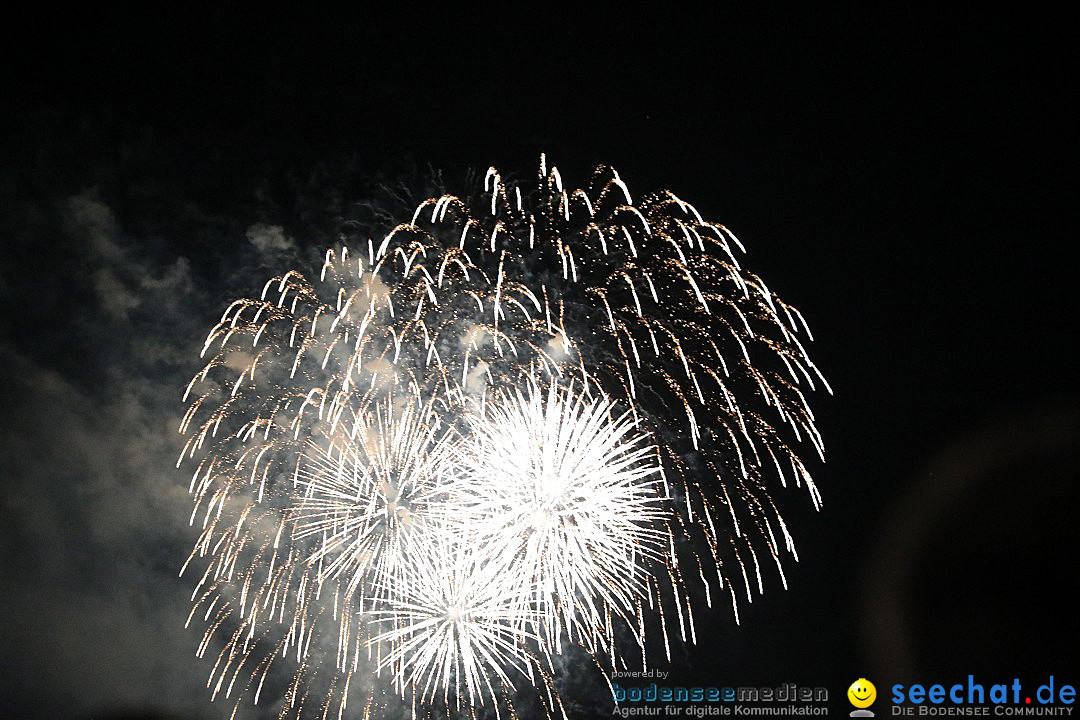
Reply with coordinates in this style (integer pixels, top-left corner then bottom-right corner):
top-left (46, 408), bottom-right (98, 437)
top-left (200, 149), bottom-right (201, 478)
top-left (177, 156), bottom-right (829, 719)
top-left (292, 396), bottom-right (456, 599)
top-left (452, 382), bottom-right (667, 655)
top-left (368, 526), bottom-right (543, 708)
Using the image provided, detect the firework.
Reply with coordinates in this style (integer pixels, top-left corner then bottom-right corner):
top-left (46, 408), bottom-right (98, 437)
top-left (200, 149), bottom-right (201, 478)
top-left (178, 156), bottom-right (828, 718)
top-left (291, 397), bottom-right (457, 598)
top-left (450, 382), bottom-right (667, 655)
top-left (367, 523), bottom-right (542, 707)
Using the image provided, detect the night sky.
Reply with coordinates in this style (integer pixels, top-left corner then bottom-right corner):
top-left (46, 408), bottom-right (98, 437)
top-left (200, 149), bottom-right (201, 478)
top-left (1, 9), bottom-right (1075, 720)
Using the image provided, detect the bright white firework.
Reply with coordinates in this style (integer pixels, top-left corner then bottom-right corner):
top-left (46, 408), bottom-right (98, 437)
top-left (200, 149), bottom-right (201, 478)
top-left (452, 382), bottom-right (667, 657)
top-left (292, 396), bottom-right (456, 599)
top-left (368, 524), bottom-right (543, 709)
top-left (178, 156), bottom-right (829, 719)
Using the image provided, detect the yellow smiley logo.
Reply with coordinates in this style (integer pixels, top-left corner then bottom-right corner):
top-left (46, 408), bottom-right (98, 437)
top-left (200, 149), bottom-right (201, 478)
top-left (848, 679), bottom-right (877, 709)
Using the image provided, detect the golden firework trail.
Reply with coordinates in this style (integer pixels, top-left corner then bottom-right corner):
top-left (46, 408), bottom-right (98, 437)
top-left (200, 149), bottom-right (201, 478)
top-left (178, 156), bottom-right (829, 719)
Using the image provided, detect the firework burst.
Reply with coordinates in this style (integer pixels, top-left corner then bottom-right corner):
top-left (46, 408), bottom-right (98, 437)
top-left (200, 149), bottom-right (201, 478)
top-left (450, 382), bottom-right (667, 656)
top-left (292, 396), bottom-right (456, 599)
top-left (178, 156), bottom-right (828, 718)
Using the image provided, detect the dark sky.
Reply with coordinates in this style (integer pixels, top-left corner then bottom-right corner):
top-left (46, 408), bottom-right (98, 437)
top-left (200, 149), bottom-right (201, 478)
top-left (1, 8), bottom-right (1075, 720)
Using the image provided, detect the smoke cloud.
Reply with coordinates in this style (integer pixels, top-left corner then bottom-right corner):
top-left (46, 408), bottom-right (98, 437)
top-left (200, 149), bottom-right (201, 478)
top-left (0, 178), bottom-right (295, 718)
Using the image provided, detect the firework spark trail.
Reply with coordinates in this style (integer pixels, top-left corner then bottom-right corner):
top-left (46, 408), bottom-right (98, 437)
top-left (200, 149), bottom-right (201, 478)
top-left (178, 156), bottom-right (829, 718)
